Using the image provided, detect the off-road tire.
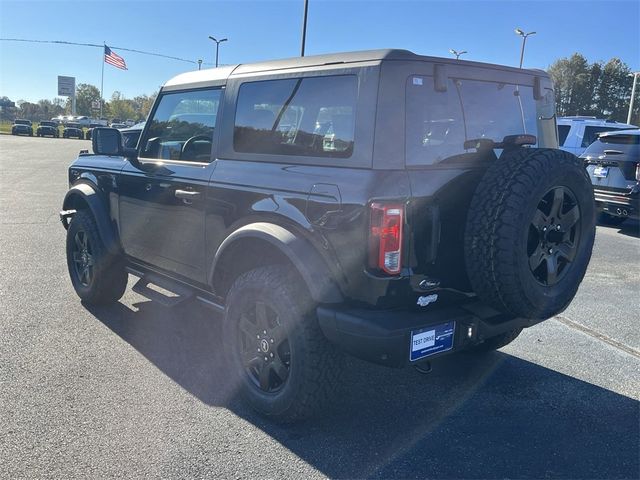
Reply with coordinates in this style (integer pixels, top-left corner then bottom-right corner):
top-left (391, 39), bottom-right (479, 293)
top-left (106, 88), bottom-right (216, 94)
top-left (465, 148), bottom-right (595, 319)
top-left (223, 265), bottom-right (343, 423)
top-left (66, 210), bottom-right (127, 305)
top-left (470, 328), bottom-right (523, 353)
top-left (597, 212), bottom-right (627, 226)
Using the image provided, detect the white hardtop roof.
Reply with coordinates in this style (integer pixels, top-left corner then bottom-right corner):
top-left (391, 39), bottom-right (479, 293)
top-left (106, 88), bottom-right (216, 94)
top-left (163, 65), bottom-right (238, 88)
top-left (162, 49), bottom-right (546, 89)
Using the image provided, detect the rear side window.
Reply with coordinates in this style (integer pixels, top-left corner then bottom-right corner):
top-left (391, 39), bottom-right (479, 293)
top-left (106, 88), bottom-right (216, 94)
top-left (233, 75), bottom-right (357, 158)
top-left (406, 76), bottom-right (539, 166)
top-left (140, 88), bottom-right (222, 162)
top-left (558, 125), bottom-right (570, 146)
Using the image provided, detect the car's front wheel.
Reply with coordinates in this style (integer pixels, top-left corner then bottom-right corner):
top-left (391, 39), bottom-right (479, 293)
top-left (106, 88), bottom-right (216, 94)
top-left (223, 265), bottom-right (343, 422)
top-left (66, 210), bottom-right (127, 305)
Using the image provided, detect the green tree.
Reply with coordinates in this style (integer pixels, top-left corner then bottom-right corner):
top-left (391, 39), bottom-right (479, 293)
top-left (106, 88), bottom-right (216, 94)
top-left (548, 54), bottom-right (592, 116)
top-left (549, 54), bottom-right (638, 123)
top-left (131, 92), bottom-right (157, 120)
top-left (106, 91), bottom-right (137, 120)
top-left (69, 83), bottom-right (102, 117)
top-left (595, 58), bottom-right (633, 122)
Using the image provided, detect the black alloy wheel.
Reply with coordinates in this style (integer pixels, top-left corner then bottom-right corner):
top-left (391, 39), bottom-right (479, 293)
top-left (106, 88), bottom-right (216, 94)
top-left (65, 210), bottom-right (127, 305)
top-left (71, 230), bottom-right (95, 287)
top-left (237, 300), bottom-right (291, 393)
top-left (224, 265), bottom-right (343, 422)
top-left (527, 186), bottom-right (581, 286)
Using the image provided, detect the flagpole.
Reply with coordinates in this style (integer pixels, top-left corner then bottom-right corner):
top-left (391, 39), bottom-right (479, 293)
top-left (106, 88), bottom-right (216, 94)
top-left (100, 42), bottom-right (105, 119)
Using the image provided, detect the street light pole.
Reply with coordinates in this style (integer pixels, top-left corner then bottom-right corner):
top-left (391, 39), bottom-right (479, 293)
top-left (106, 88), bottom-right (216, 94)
top-left (449, 49), bottom-right (467, 60)
top-left (208, 36), bottom-right (228, 67)
top-left (627, 72), bottom-right (639, 125)
top-left (301, 0), bottom-right (309, 57)
top-left (197, 59), bottom-right (202, 71)
top-left (514, 28), bottom-right (536, 68)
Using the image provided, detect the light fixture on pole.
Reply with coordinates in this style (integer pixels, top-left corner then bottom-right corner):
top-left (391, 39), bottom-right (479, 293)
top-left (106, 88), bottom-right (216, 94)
top-left (197, 59), bottom-right (202, 71)
top-left (208, 36), bottom-right (228, 68)
top-left (514, 28), bottom-right (536, 68)
top-left (449, 49), bottom-right (467, 60)
top-left (627, 72), bottom-right (639, 125)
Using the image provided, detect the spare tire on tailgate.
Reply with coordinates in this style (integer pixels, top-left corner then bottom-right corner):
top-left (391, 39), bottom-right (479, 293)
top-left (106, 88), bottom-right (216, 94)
top-left (465, 148), bottom-right (595, 320)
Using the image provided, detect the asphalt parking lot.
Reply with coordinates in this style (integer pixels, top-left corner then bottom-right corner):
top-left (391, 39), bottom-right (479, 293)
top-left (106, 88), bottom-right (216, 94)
top-left (1, 134), bottom-right (638, 479)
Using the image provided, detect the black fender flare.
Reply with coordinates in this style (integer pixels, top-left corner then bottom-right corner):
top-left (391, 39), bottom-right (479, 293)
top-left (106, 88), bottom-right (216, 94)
top-left (61, 183), bottom-right (121, 256)
top-left (210, 222), bottom-right (343, 304)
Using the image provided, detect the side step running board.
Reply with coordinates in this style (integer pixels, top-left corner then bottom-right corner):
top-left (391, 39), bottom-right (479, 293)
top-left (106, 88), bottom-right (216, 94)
top-left (130, 271), bottom-right (194, 308)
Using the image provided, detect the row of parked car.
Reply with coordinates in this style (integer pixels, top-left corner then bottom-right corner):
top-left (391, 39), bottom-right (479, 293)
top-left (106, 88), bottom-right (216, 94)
top-left (10, 119), bottom-right (145, 145)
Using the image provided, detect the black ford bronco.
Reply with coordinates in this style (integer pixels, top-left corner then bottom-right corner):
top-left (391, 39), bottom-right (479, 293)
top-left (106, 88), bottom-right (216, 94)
top-left (61, 50), bottom-right (595, 421)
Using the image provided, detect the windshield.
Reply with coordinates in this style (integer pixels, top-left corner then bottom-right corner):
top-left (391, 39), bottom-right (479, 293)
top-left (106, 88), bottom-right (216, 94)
top-left (40, 122), bottom-right (55, 127)
top-left (15, 120), bottom-right (30, 125)
top-left (406, 76), bottom-right (556, 166)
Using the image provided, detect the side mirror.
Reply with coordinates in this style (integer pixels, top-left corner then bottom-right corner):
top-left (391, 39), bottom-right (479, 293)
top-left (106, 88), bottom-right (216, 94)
top-left (92, 128), bottom-right (122, 156)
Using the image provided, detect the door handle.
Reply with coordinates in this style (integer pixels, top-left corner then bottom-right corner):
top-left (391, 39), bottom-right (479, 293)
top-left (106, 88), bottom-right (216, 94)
top-left (175, 189), bottom-right (201, 199)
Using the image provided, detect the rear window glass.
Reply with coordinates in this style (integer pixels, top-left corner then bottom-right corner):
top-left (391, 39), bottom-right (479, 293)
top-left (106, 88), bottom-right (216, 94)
top-left (233, 75), bottom-right (357, 158)
top-left (406, 76), bottom-right (540, 166)
top-left (558, 125), bottom-right (570, 146)
top-left (600, 133), bottom-right (640, 145)
top-left (581, 126), bottom-right (626, 147)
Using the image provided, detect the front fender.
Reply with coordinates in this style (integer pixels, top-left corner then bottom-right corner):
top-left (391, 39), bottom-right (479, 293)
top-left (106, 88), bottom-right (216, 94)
top-left (61, 183), bottom-right (120, 256)
top-left (210, 222), bottom-right (343, 304)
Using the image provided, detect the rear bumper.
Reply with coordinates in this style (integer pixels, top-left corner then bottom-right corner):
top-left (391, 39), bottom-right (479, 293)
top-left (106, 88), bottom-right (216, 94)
top-left (317, 302), bottom-right (542, 368)
top-left (594, 189), bottom-right (640, 219)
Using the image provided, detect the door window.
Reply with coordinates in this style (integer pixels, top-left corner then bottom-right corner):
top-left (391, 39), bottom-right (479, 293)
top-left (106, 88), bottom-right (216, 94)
top-left (140, 88), bottom-right (222, 162)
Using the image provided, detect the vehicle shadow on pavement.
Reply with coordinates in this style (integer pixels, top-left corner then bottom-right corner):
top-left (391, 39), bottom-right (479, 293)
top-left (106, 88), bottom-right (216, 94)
top-left (615, 219), bottom-right (640, 239)
top-left (86, 299), bottom-right (639, 480)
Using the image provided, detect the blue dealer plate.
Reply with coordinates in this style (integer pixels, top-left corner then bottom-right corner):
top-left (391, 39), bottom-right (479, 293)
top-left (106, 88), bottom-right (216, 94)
top-left (410, 321), bottom-right (455, 362)
top-left (593, 166), bottom-right (609, 178)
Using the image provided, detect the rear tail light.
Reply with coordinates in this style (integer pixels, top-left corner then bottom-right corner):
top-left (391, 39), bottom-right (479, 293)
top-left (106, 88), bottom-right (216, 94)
top-left (369, 202), bottom-right (404, 275)
top-left (636, 163), bottom-right (640, 182)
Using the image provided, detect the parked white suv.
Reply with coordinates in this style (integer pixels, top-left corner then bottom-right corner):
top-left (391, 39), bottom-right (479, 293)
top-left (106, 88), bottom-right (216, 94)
top-left (557, 116), bottom-right (637, 156)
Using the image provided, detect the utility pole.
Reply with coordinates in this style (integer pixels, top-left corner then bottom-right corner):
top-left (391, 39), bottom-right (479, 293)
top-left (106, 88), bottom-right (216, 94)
top-left (515, 28), bottom-right (536, 68)
top-left (208, 36), bottom-right (228, 67)
top-left (627, 72), bottom-right (639, 125)
top-left (301, 0), bottom-right (309, 57)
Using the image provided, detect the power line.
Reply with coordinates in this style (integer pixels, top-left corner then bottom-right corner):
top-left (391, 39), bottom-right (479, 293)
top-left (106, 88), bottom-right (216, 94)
top-left (0, 37), bottom-right (210, 65)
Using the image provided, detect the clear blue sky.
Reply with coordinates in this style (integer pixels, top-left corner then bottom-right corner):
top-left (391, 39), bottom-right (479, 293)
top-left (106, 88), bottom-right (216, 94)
top-left (1, 0), bottom-right (638, 103)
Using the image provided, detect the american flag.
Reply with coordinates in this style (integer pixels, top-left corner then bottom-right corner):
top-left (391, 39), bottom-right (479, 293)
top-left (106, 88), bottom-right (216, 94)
top-left (104, 46), bottom-right (127, 70)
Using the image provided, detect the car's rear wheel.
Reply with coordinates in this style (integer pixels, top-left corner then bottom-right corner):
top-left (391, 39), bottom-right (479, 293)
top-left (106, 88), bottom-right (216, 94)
top-left (66, 210), bottom-right (127, 305)
top-left (223, 265), bottom-right (343, 422)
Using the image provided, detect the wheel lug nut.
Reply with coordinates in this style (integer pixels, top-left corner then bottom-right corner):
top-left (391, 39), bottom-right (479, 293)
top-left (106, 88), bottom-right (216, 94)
top-left (556, 225), bottom-right (561, 231)
top-left (548, 248), bottom-right (553, 254)
top-left (264, 357), bottom-right (268, 362)
top-left (542, 227), bottom-right (547, 232)
top-left (270, 339), bottom-right (274, 344)
top-left (263, 330), bottom-right (267, 335)
top-left (270, 353), bottom-right (274, 358)
top-left (256, 335), bottom-right (260, 339)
